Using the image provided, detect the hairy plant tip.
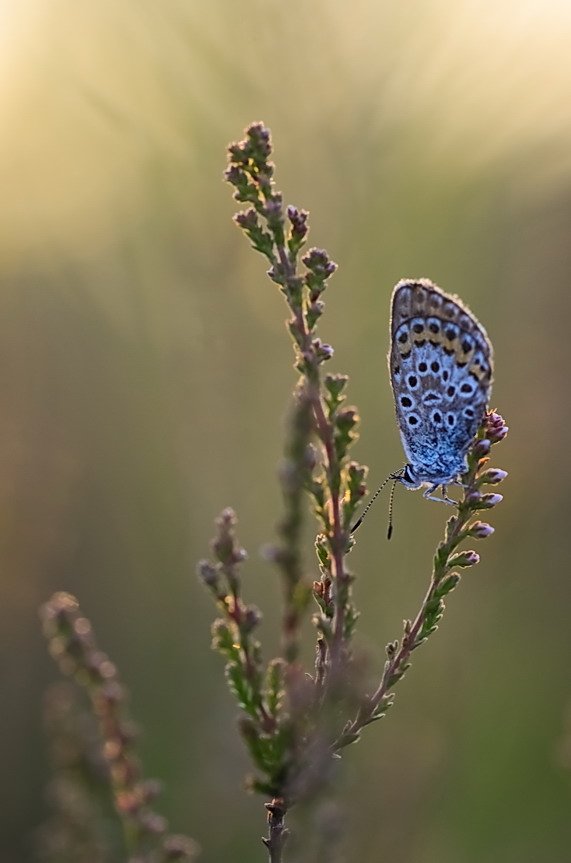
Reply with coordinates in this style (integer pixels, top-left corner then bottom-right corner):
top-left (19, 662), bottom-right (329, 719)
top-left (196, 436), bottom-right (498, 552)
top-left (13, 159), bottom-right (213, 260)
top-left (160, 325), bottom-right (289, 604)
top-left (226, 123), bottom-right (275, 215)
top-left (39, 592), bottom-right (196, 860)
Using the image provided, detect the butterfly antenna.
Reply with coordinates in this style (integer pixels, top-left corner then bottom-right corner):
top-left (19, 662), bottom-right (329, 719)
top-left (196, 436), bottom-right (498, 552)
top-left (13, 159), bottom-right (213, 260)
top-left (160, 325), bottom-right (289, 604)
top-left (350, 469), bottom-right (403, 535)
top-left (386, 476), bottom-right (400, 540)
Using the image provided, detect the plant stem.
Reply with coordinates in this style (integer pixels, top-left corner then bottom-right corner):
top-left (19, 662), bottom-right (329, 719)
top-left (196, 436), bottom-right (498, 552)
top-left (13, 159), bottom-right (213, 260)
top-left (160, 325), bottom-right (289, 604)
top-left (332, 423), bottom-right (507, 753)
top-left (263, 798), bottom-right (289, 863)
top-left (368, 512), bottom-right (465, 708)
top-left (269, 219), bottom-right (349, 683)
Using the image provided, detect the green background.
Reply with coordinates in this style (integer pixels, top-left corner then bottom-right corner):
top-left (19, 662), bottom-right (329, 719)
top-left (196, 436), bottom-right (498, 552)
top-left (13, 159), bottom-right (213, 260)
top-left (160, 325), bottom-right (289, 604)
top-left (1, 1), bottom-right (571, 861)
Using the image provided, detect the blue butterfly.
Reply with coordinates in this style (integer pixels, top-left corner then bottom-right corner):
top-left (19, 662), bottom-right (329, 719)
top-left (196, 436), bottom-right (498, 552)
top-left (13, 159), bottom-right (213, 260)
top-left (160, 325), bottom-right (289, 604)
top-left (389, 278), bottom-right (493, 503)
top-left (352, 279), bottom-right (493, 535)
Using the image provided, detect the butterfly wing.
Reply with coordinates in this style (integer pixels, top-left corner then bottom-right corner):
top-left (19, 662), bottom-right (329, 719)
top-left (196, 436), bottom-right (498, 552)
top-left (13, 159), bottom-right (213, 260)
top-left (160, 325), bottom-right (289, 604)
top-left (388, 279), bottom-right (493, 482)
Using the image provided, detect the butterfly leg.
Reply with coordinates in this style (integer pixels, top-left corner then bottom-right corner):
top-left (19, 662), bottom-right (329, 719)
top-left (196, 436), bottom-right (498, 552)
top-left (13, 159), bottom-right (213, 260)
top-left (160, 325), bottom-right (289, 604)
top-left (422, 484), bottom-right (457, 505)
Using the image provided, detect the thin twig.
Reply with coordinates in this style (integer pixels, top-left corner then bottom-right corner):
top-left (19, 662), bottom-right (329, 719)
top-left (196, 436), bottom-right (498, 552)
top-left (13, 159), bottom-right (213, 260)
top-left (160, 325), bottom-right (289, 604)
top-left (262, 798), bottom-right (289, 863)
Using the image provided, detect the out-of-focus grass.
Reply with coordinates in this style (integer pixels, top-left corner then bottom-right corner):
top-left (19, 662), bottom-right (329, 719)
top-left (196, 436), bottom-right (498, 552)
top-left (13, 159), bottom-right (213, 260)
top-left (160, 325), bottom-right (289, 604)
top-left (1, 2), bottom-right (571, 861)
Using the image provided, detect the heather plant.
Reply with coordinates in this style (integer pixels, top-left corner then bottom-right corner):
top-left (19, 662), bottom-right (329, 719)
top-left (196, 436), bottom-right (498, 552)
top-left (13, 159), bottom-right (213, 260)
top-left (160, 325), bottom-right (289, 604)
top-left (197, 122), bottom-right (508, 861)
top-left (39, 121), bottom-right (507, 863)
top-left (40, 592), bottom-right (198, 863)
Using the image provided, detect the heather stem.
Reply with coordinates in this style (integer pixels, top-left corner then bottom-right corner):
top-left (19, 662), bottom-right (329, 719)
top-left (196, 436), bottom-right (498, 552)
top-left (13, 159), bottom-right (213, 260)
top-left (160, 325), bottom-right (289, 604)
top-left (334, 412), bottom-right (508, 752)
top-left (263, 798), bottom-right (289, 863)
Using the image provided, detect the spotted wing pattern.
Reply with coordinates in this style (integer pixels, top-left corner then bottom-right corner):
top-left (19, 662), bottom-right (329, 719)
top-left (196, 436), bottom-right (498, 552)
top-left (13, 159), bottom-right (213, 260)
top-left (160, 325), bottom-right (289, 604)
top-left (389, 278), bottom-right (493, 486)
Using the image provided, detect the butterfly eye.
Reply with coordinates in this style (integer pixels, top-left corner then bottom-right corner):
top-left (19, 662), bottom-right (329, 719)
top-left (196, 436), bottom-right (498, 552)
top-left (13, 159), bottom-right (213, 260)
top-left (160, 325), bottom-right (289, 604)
top-left (431, 410), bottom-right (442, 424)
top-left (407, 374), bottom-right (418, 389)
top-left (400, 396), bottom-right (413, 408)
top-left (463, 407), bottom-right (475, 419)
top-left (460, 382), bottom-right (474, 396)
top-left (430, 361), bottom-right (440, 373)
top-left (407, 414), bottom-right (420, 426)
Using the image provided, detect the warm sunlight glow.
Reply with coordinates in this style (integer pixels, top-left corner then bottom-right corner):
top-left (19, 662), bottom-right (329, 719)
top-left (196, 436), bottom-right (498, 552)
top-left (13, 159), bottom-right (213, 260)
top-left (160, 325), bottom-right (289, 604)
top-left (0, 0), bottom-right (570, 261)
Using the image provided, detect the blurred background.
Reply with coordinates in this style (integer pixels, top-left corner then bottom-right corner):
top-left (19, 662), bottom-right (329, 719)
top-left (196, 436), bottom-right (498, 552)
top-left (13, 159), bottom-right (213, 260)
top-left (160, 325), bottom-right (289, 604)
top-left (1, 1), bottom-right (571, 861)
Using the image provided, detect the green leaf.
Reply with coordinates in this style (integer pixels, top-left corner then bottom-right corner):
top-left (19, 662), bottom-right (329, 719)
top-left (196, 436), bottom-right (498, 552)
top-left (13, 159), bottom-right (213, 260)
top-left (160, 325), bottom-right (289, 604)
top-left (211, 619), bottom-right (240, 660)
top-left (265, 659), bottom-right (286, 717)
top-left (226, 661), bottom-right (255, 715)
top-left (435, 573), bottom-right (461, 597)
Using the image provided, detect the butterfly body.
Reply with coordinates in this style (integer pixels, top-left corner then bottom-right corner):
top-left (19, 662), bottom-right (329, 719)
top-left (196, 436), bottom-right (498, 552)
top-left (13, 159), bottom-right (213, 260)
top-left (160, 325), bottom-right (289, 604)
top-left (389, 279), bottom-right (493, 501)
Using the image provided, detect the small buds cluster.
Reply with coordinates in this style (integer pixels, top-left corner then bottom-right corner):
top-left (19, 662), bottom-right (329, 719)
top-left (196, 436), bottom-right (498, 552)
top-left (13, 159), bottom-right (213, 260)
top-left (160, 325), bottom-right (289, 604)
top-left (485, 410), bottom-right (509, 443)
top-left (39, 593), bottom-right (196, 861)
top-left (199, 509), bottom-right (299, 801)
top-left (226, 124), bottom-right (337, 369)
top-left (287, 206), bottom-right (309, 257)
top-left (458, 409), bottom-right (509, 556)
top-left (303, 248), bottom-right (338, 296)
top-left (198, 509), bottom-right (260, 644)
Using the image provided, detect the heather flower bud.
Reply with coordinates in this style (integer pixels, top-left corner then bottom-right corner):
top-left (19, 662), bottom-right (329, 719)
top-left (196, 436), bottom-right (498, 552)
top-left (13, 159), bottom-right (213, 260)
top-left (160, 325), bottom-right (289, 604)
top-left (469, 521), bottom-right (495, 539)
top-left (336, 408), bottom-right (359, 432)
top-left (242, 606), bottom-right (262, 632)
top-left (448, 550), bottom-right (480, 568)
top-left (245, 121), bottom-right (272, 159)
top-left (224, 164), bottom-right (246, 186)
top-left (197, 559), bottom-right (219, 587)
top-left (313, 339), bottom-right (334, 362)
top-left (234, 208), bottom-right (258, 231)
top-left (479, 493), bottom-right (503, 508)
top-left (479, 468), bottom-right (508, 484)
top-left (306, 299), bottom-right (325, 329)
top-left (263, 195), bottom-right (283, 220)
top-left (287, 206), bottom-right (309, 240)
top-left (485, 411), bottom-right (509, 442)
top-left (465, 491), bottom-right (482, 506)
top-left (303, 247), bottom-right (335, 276)
top-left (473, 439), bottom-right (491, 457)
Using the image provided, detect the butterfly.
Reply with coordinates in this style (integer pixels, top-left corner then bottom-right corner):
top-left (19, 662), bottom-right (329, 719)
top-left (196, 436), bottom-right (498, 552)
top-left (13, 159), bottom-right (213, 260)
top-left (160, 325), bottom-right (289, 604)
top-left (389, 278), bottom-right (493, 503)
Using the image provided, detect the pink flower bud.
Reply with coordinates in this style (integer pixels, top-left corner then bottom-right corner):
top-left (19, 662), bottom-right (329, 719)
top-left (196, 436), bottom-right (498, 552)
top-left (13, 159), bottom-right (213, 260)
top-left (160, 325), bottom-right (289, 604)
top-left (448, 550), bottom-right (480, 568)
top-left (473, 439), bottom-right (491, 457)
top-left (485, 411), bottom-right (509, 443)
top-left (469, 521), bottom-right (495, 539)
top-left (481, 468), bottom-right (508, 484)
top-left (479, 493), bottom-right (503, 508)
top-left (465, 491), bottom-right (482, 506)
